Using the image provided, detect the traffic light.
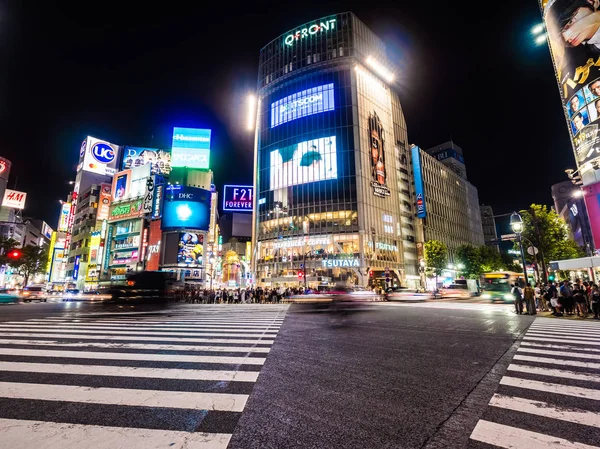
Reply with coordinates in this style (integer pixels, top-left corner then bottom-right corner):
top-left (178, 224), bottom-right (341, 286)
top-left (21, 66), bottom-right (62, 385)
top-left (298, 271), bottom-right (304, 280)
top-left (548, 274), bottom-right (555, 282)
top-left (7, 249), bottom-right (21, 259)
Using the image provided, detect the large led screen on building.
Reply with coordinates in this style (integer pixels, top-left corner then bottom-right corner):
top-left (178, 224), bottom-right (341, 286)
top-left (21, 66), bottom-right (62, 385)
top-left (162, 185), bottom-right (211, 231)
top-left (122, 147), bottom-right (172, 175)
top-left (540, 0), bottom-right (600, 177)
top-left (269, 136), bottom-right (337, 190)
top-left (177, 232), bottom-right (204, 266)
top-left (171, 127), bottom-right (211, 169)
top-left (271, 83), bottom-right (335, 128)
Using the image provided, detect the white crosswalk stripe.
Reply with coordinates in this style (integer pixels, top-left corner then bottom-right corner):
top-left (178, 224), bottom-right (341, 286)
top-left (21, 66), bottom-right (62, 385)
top-left (377, 301), bottom-right (513, 312)
top-left (469, 317), bottom-right (600, 448)
top-left (0, 304), bottom-right (289, 449)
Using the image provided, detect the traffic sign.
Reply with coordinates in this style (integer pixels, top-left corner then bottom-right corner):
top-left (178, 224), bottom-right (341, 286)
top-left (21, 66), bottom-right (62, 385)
top-left (527, 246), bottom-right (539, 256)
top-left (300, 263), bottom-right (304, 268)
top-left (500, 233), bottom-right (517, 240)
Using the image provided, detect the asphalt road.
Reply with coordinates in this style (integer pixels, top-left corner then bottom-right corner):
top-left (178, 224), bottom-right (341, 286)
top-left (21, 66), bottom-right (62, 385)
top-left (1, 300), bottom-right (597, 448)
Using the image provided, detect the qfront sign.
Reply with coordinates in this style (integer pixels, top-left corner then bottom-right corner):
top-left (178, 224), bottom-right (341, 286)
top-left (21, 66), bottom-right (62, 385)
top-left (283, 17), bottom-right (336, 47)
top-left (321, 259), bottom-right (359, 268)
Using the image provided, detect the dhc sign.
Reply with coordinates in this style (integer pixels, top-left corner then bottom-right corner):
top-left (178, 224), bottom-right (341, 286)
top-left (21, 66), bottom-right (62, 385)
top-left (321, 259), bottom-right (359, 268)
top-left (283, 18), bottom-right (336, 47)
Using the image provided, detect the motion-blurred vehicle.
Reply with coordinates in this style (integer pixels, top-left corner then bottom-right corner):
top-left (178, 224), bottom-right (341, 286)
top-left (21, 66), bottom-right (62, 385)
top-left (439, 283), bottom-right (470, 299)
top-left (20, 285), bottom-right (47, 302)
top-left (107, 271), bottom-right (180, 303)
top-left (0, 288), bottom-right (19, 304)
top-left (480, 272), bottom-right (523, 303)
top-left (385, 287), bottom-right (432, 302)
top-left (349, 286), bottom-right (380, 300)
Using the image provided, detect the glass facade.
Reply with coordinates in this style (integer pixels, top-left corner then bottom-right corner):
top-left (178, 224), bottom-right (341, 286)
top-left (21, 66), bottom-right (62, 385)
top-left (254, 13), bottom-right (416, 288)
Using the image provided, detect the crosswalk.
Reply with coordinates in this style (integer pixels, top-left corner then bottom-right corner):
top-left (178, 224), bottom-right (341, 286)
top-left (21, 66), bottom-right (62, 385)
top-left (0, 304), bottom-right (288, 449)
top-left (381, 300), bottom-right (513, 312)
top-left (469, 317), bottom-right (600, 448)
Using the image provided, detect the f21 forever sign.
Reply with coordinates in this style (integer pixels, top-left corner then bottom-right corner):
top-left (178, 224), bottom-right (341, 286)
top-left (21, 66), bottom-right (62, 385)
top-left (222, 185), bottom-right (253, 212)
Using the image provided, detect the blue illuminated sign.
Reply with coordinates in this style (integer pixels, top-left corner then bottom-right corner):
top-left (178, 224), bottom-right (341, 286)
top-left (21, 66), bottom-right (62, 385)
top-left (271, 83), bottom-right (335, 128)
top-left (411, 145), bottom-right (427, 219)
top-left (171, 128), bottom-right (212, 169)
top-left (162, 185), bottom-right (211, 231)
top-left (91, 142), bottom-right (116, 164)
top-left (73, 255), bottom-right (81, 280)
top-left (222, 185), bottom-right (253, 212)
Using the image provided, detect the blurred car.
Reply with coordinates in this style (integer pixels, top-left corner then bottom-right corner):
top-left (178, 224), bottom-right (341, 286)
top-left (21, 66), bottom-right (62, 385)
top-left (386, 287), bottom-right (432, 302)
top-left (0, 288), bottom-right (19, 304)
top-left (63, 288), bottom-right (82, 301)
top-left (349, 286), bottom-right (380, 300)
top-left (20, 286), bottom-right (47, 302)
top-left (439, 283), bottom-right (471, 299)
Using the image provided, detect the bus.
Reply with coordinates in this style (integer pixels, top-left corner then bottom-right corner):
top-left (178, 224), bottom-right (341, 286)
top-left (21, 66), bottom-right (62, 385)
top-left (480, 271), bottom-right (525, 303)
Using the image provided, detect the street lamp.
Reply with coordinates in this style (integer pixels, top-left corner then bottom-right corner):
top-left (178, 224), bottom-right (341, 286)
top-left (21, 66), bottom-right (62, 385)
top-left (510, 211), bottom-right (529, 287)
top-left (209, 256), bottom-right (215, 290)
top-left (532, 23), bottom-right (547, 45)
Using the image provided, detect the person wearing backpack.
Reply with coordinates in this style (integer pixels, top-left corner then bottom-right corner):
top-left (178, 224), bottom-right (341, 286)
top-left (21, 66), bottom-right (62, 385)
top-left (512, 283), bottom-right (523, 315)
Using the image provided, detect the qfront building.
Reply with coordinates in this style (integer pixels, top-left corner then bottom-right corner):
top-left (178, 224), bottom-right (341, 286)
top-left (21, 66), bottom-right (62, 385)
top-left (252, 12), bottom-right (421, 288)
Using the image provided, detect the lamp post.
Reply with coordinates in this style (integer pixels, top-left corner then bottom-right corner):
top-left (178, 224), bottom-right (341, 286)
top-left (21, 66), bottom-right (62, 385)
top-left (209, 256), bottom-right (215, 291)
top-left (510, 212), bottom-right (529, 287)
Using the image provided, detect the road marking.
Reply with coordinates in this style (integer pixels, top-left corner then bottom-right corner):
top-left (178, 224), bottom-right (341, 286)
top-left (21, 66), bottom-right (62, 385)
top-left (0, 381), bottom-right (248, 411)
top-left (470, 419), bottom-right (599, 449)
top-left (0, 418), bottom-right (232, 449)
top-left (0, 332), bottom-right (274, 344)
top-left (0, 340), bottom-right (271, 353)
top-left (529, 326), bottom-right (600, 335)
top-left (530, 321), bottom-right (600, 329)
top-left (520, 341), bottom-right (600, 353)
top-left (507, 364), bottom-right (600, 383)
top-left (500, 376), bottom-right (600, 401)
top-left (518, 347), bottom-right (600, 360)
top-left (0, 348), bottom-right (266, 365)
top-left (15, 320), bottom-right (283, 327)
top-left (514, 354), bottom-right (600, 369)
top-left (526, 331), bottom-right (600, 342)
top-left (523, 336), bottom-right (600, 346)
top-left (0, 327), bottom-right (277, 337)
top-left (490, 393), bottom-right (600, 427)
top-left (0, 361), bottom-right (260, 382)
top-left (0, 324), bottom-right (282, 331)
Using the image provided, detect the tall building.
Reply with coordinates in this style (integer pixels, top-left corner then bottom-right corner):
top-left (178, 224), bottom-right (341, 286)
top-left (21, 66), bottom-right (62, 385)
top-left (252, 12), bottom-right (419, 288)
top-left (551, 181), bottom-right (594, 255)
top-left (412, 146), bottom-right (485, 260)
top-left (424, 141), bottom-right (467, 180)
top-left (480, 205), bottom-right (498, 248)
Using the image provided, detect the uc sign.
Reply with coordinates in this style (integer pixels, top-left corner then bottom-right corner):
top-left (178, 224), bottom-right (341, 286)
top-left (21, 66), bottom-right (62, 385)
top-left (91, 143), bottom-right (116, 164)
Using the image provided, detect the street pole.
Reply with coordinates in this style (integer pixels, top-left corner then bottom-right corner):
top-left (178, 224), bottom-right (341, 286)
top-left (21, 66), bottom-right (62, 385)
top-left (517, 234), bottom-right (529, 287)
top-left (529, 208), bottom-right (547, 283)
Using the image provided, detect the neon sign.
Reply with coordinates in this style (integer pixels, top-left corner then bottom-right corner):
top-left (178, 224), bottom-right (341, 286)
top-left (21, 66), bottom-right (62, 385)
top-left (283, 18), bottom-right (336, 46)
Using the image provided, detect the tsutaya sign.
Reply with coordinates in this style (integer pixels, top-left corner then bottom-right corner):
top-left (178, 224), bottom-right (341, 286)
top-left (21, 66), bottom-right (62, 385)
top-left (322, 259), bottom-right (359, 268)
top-left (283, 18), bottom-right (337, 47)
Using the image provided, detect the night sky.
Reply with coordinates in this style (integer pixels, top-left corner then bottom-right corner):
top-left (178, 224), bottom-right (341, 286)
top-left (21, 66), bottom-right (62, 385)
top-left (0, 0), bottom-right (572, 229)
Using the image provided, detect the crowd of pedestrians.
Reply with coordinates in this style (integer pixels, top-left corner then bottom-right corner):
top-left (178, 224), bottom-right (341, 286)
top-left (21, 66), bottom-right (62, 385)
top-left (176, 286), bottom-right (310, 304)
top-left (511, 279), bottom-right (600, 319)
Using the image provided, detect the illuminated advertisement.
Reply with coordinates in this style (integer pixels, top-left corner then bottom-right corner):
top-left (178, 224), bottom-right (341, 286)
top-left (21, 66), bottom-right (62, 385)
top-left (540, 0), bottom-right (600, 179)
top-left (177, 232), bottom-right (204, 266)
top-left (152, 182), bottom-right (164, 219)
top-left (108, 199), bottom-right (144, 222)
top-left (146, 220), bottom-right (162, 271)
top-left (97, 183), bottom-right (112, 221)
top-left (80, 136), bottom-right (121, 176)
top-left (271, 83), bottom-right (335, 128)
top-left (112, 165), bottom-right (150, 202)
top-left (41, 222), bottom-right (53, 240)
top-left (162, 185), bottom-right (211, 231)
top-left (112, 171), bottom-right (130, 201)
top-left (283, 17), bottom-right (336, 47)
top-left (411, 145), bottom-right (427, 218)
top-left (122, 147), bottom-right (172, 175)
top-left (368, 112), bottom-right (390, 198)
top-left (171, 127), bottom-right (211, 169)
top-left (89, 231), bottom-right (101, 263)
top-left (583, 182), bottom-right (600, 248)
top-left (269, 136), bottom-right (337, 190)
top-left (73, 255), bottom-right (81, 280)
top-left (222, 185), bottom-right (253, 212)
top-left (0, 157), bottom-right (11, 182)
top-left (2, 189), bottom-right (26, 209)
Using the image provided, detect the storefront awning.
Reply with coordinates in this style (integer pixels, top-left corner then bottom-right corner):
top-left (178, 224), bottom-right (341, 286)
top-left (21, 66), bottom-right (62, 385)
top-left (549, 256), bottom-right (600, 271)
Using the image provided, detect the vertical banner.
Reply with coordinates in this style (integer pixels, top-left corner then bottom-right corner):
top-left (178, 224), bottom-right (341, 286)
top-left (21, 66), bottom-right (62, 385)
top-left (103, 225), bottom-right (114, 273)
top-left (73, 255), bottom-right (81, 281)
top-left (583, 182), bottom-right (600, 249)
top-left (540, 0), bottom-right (600, 179)
top-left (411, 145), bottom-right (427, 218)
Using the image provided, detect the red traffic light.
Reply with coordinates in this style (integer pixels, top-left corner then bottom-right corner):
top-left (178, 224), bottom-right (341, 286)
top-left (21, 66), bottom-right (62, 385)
top-left (297, 271), bottom-right (304, 279)
top-left (7, 250), bottom-right (21, 259)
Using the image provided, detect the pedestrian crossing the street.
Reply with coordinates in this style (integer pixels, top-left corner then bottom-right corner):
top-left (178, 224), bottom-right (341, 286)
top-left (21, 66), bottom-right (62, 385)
top-left (0, 304), bottom-right (288, 449)
top-left (469, 317), bottom-right (600, 448)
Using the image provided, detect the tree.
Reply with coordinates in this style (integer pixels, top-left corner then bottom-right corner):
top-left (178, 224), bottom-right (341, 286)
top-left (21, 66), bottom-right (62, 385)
top-left (479, 245), bottom-right (504, 273)
top-left (455, 244), bottom-right (482, 278)
top-left (500, 252), bottom-right (522, 273)
top-left (424, 240), bottom-right (448, 288)
top-left (519, 204), bottom-right (585, 266)
top-left (7, 245), bottom-right (49, 286)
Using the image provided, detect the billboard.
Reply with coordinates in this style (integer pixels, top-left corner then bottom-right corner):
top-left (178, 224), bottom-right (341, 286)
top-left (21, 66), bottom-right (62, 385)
top-left (108, 199), bottom-right (144, 222)
top-left (97, 183), bottom-right (112, 221)
top-left (0, 157), bottom-right (11, 182)
top-left (368, 112), bottom-right (390, 198)
top-left (411, 145), bottom-right (427, 218)
top-left (583, 182), bottom-right (600, 248)
top-left (222, 185), bottom-right (253, 212)
top-left (162, 185), bottom-right (211, 231)
top-left (171, 127), bottom-right (211, 169)
top-left (2, 189), bottom-right (26, 209)
top-left (122, 147), bottom-right (172, 175)
top-left (271, 83), bottom-right (335, 128)
top-left (269, 136), bottom-right (337, 190)
top-left (177, 232), bottom-right (204, 266)
top-left (80, 136), bottom-right (121, 176)
top-left (111, 165), bottom-right (151, 202)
